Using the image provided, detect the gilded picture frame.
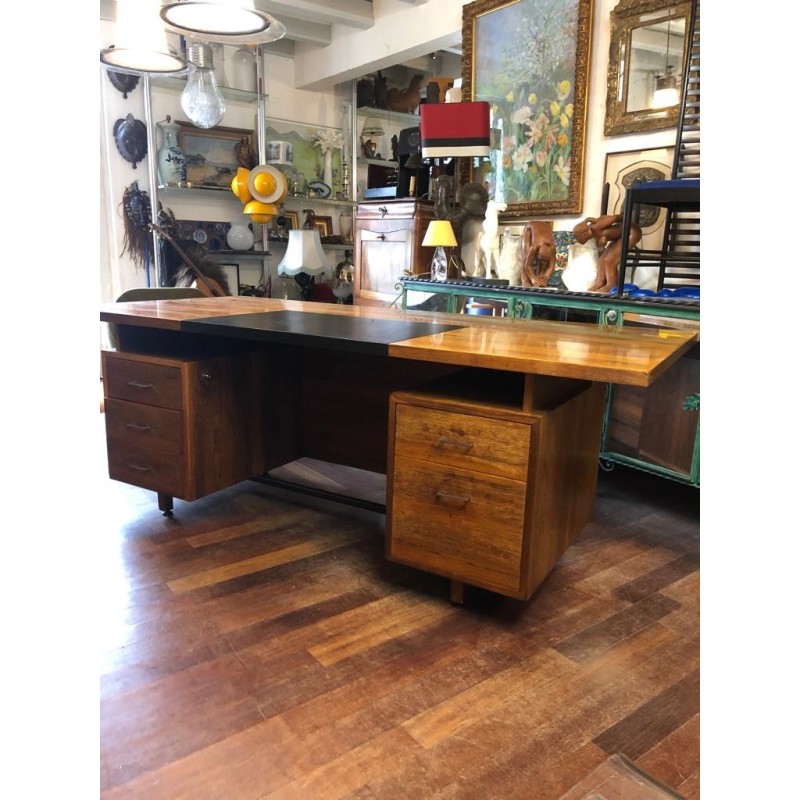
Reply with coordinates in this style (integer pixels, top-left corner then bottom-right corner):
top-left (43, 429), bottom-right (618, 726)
top-left (313, 215), bottom-right (333, 238)
top-left (461, 0), bottom-right (594, 217)
top-left (604, 0), bottom-right (692, 136)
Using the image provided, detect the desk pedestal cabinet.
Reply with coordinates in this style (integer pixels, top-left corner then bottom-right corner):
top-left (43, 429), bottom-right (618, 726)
top-left (102, 348), bottom-right (269, 516)
top-left (387, 378), bottom-right (606, 601)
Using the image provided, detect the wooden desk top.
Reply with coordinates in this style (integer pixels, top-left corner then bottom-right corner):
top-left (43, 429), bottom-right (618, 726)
top-left (100, 296), bottom-right (697, 387)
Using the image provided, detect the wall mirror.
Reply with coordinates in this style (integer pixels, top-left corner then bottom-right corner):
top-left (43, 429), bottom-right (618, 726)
top-left (605, 0), bottom-right (692, 136)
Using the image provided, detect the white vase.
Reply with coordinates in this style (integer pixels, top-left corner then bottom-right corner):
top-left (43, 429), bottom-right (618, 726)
top-left (226, 219), bottom-right (254, 251)
top-left (323, 150), bottom-right (333, 189)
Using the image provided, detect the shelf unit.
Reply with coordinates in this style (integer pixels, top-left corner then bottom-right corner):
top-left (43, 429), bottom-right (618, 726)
top-left (143, 46), bottom-right (268, 287)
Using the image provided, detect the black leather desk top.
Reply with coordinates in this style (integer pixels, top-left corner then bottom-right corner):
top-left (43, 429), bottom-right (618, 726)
top-left (181, 311), bottom-right (464, 356)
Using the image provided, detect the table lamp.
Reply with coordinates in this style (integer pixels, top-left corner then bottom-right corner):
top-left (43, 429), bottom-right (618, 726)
top-left (360, 117), bottom-right (385, 158)
top-left (420, 101), bottom-right (491, 218)
top-left (273, 228), bottom-right (329, 300)
top-left (420, 101), bottom-right (491, 159)
top-left (422, 219), bottom-right (458, 282)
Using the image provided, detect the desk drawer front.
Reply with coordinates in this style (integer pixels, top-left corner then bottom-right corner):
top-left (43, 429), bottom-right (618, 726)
top-left (390, 455), bottom-right (526, 594)
top-left (394, 404), bottom-right (531, 481)
top-left (105, 398), bottom-right (182, 454)
top-left (105, 358), bottom-right (183, 409)
top-left (107, 442), bottom-right (184, 497)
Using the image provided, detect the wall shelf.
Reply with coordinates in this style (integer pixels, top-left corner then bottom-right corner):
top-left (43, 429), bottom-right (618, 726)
top-left (356, 107), bottom-right (420, 127)
top-left (150, 76), bottom-right (265, 105)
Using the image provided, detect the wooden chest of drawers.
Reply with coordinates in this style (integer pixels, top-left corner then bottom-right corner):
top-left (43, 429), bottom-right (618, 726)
top-left (102, 348), bottom-right (270, 515)
top-left (386, 380), bottom-right (605, 600)
top-left (354, 199), bottom-right (435, 306)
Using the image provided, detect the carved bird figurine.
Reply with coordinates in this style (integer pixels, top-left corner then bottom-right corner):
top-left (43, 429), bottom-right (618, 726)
top-left (386, 74), bottom-right (424, 114)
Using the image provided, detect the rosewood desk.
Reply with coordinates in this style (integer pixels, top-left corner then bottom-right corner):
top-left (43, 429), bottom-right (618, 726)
top-left (100, 297), bottom-right (696, 602)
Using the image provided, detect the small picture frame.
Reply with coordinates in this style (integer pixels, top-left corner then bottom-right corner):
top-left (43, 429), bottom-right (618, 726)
top-left (313, 215), bottom-right (333, 237)
top-left (283, 209), bottom-right (300, 231)
top-left (176, 122), bottom-right (255, 189)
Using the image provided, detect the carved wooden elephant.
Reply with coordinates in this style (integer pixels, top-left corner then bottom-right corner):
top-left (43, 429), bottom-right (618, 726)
top-left (520, 220), bottom-right (556, 287)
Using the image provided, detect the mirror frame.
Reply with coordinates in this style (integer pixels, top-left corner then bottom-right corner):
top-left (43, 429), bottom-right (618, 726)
top-left (604, 0), bottom-right (692, 136)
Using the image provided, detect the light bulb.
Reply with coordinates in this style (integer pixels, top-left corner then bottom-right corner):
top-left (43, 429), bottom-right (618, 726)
top-left (181, 43), bottom-right (225, 128)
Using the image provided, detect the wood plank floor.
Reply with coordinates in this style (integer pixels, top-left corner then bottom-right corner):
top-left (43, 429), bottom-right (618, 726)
top-left (97, 411), bottom-right (700, 800)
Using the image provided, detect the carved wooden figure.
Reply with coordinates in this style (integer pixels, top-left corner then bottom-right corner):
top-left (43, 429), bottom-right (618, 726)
top-left (386, 74), bottom-right (424, 114)
top-left (520, 220), bottom-right (556, 287)
top-left (573, 214), bottom-right (642, 293)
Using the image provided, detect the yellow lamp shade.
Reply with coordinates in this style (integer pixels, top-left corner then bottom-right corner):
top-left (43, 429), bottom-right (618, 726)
top-left (231, 167), bottom-right (252, 203)
top-left (243, 200), bottom-right (278, 224)
top-left (247, 164), bottom-right (288, 204)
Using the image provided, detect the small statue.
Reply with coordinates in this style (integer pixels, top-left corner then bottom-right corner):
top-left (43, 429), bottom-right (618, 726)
top-left (520, 221), bottom-right (556, 287)
top-left (302, 209), bottom-right (316, 229)
top-left (386, 74), bottom-right (424, 114)
top-left (234, 137), bottom-right (256, 169)
top-left (573, 214), bottom-right (643, 293)
top-left (374, 71), bottom-right (388, 109)
top-left (474, 200), bottom-right (507, 278)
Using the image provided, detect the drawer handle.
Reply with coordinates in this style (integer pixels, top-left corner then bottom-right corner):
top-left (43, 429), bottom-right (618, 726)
top-left (127, 381), bottom-right (154, 390)
top-left (377, 233), bottom-right (386, 241)
top-left (126, 422), bottom-right (152, 433)
top-left (434, 490), bottom-right (471, 509)
top-left (435, 437), bottom-right (474, 452)
top-left (127, 463), bottom-right (152, 473)
top-left (379, 205), bottom-right (388, 217)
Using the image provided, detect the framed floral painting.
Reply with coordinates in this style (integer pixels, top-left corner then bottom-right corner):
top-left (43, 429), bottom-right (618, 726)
top-left (461, 0), bottom-right (594, 217)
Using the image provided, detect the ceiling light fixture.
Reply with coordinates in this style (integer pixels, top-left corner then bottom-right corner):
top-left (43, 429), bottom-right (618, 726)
top-left (100, 0), bottom-right (188, 74)
top-left (160, 0), bottom-right (287, 44)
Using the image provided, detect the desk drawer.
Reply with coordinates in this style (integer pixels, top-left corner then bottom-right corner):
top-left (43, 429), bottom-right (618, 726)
top-left (389, 455), bottom-right (526, 594)
top-left (104, 356), bottom-right (183, 409)
top-left (105, 398), bottom-right (182, 455)
top-left (393, 403), bottom-right (531, 481)
top-left (107, 442), bottom-right (184, 497)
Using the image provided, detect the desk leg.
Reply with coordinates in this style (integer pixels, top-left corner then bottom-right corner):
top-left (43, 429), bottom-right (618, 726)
top-left (158, 493), bottom-right (174, 517)
top-left (450, 580), bottom-right (465, 605)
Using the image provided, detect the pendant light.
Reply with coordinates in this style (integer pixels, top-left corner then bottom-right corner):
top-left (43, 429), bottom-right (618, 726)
top-left (100, 0), bottom-right (188, 74)
top-left (160, 0), bottom-right (287, 44)
top-left (181, 43), bottom-right (226, 128)
top-left (652, 17), bottom-right (680, 109)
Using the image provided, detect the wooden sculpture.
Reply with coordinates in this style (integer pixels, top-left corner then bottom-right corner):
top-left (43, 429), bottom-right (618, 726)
top-left (386, 74), bottom-right (424, 113)
top-left (573, 214), bottom-right (642, 293)
top-left (520, 220), bottom-right (556, 287)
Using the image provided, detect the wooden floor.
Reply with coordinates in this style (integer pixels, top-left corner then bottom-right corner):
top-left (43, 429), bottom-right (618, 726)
top-left (98, 410), bottom-right (700, 800)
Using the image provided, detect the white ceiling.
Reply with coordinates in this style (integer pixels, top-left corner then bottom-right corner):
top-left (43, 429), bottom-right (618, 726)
top-left (99, 0), bottom-right (462, 63)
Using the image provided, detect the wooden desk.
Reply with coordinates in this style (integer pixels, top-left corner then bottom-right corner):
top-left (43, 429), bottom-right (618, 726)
top-left (100, 297), bottom-right (696, 602)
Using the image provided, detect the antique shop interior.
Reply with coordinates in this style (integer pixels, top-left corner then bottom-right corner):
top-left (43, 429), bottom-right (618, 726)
top-left (92, 0), bottom-right (712, 798)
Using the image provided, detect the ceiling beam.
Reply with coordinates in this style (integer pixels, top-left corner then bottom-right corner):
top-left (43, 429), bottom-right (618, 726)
top-left (259, 0), bottom-right (374, 30)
